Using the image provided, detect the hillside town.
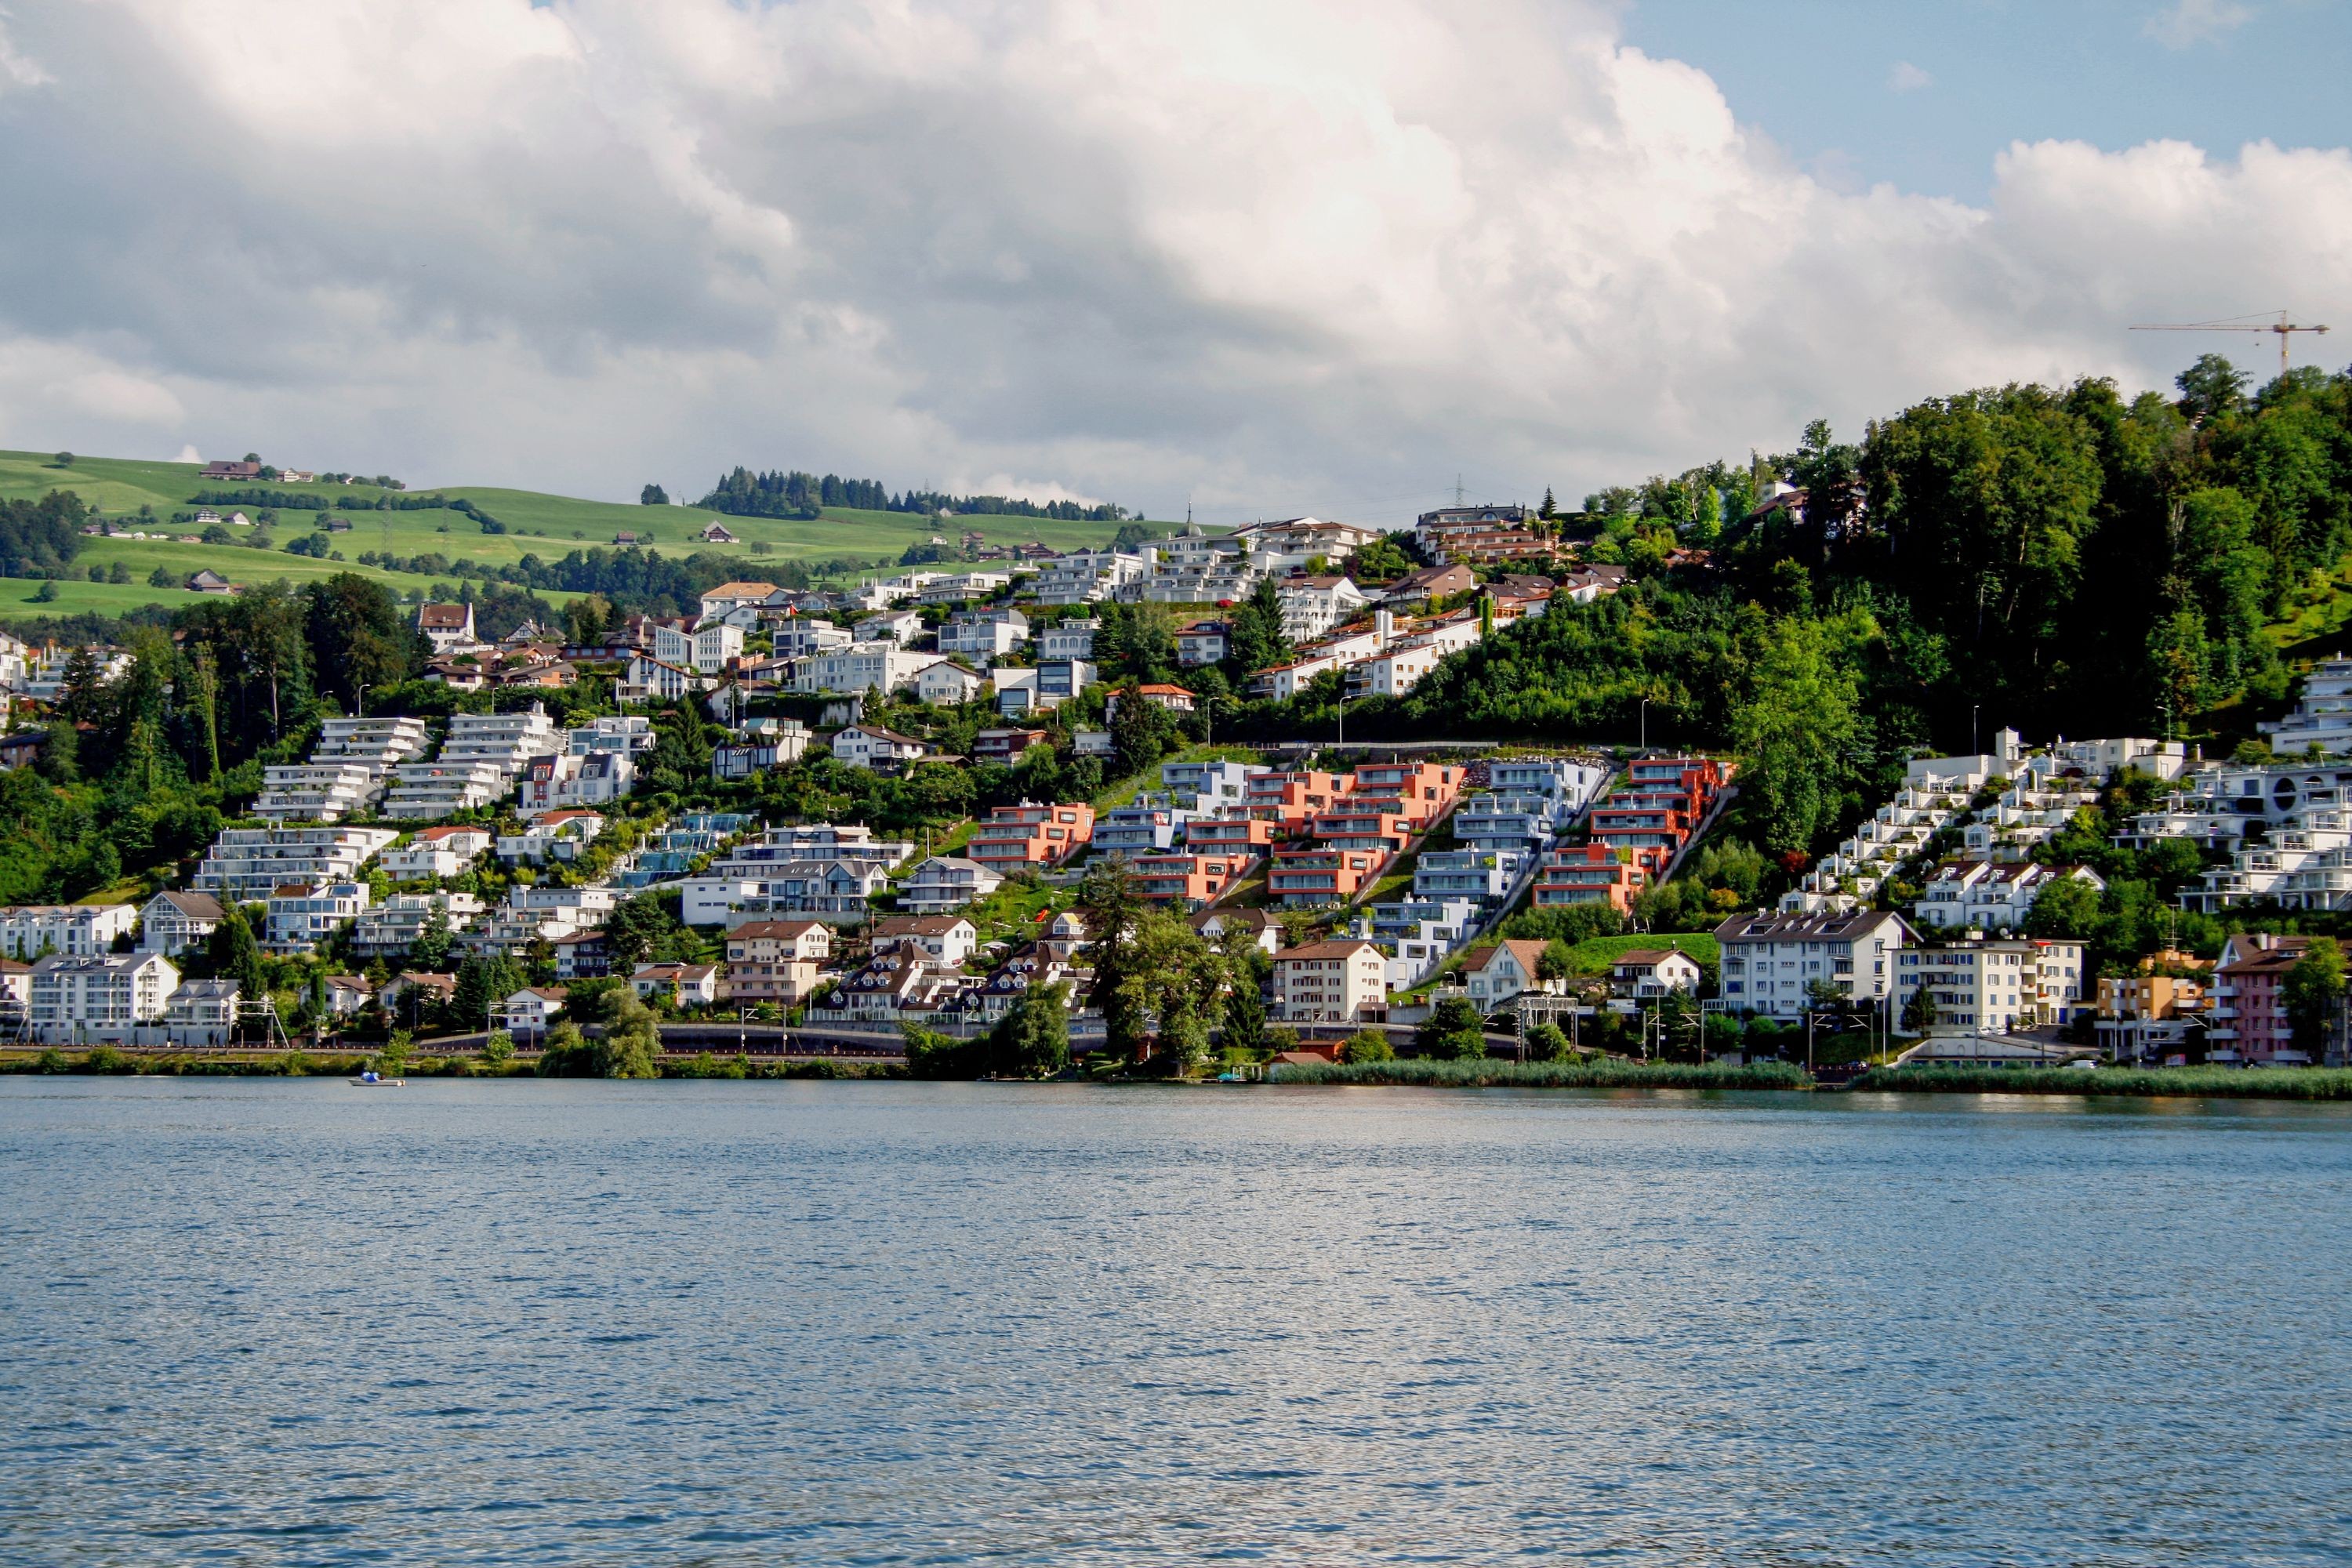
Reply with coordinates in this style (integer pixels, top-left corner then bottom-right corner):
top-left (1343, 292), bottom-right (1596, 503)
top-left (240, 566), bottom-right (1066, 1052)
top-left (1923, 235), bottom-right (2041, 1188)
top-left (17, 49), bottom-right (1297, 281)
top-left (3, 499), bottom-right (2352, 1077)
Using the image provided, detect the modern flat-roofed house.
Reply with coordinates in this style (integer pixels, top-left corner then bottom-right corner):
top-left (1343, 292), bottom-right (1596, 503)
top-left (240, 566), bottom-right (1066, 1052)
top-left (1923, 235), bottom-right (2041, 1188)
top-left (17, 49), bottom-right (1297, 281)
top-left (139, 891), bottom-right (225, 956)
top-left (968, 802), bottom-right (1094, 870)
top-left (1270, 939), bottom-right (1386, 1023)
top-left (0, 903), bottom-right (139, 959)
top-left (897, 856), bottom-right (1004, 915)
top-left (1132, 851), bottom-right (1255, 909)
top-left (382, 826), bottom-right (495, 880)
top-left (1530, 844), bottom-right (1646, 913)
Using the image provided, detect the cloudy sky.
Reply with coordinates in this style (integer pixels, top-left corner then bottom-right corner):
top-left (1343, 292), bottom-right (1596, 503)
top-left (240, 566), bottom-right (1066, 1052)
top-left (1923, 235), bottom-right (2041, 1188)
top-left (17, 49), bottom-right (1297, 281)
top-left (0, 0), bottom-right (2346, 525)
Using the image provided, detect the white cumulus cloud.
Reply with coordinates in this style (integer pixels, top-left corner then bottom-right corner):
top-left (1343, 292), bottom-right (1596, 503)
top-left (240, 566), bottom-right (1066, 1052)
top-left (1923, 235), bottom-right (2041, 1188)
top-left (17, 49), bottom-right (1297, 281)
top-left (1889, 60), bottom-right (1933, 92)
top-left (0, 0), bottom-right (2339, 524)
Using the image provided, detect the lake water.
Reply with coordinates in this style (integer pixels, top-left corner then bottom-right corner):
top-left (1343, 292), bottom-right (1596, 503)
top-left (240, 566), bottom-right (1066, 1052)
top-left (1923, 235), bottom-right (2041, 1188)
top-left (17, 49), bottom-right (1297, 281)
top-left (2, 1079), bottom-right (2348, 1566)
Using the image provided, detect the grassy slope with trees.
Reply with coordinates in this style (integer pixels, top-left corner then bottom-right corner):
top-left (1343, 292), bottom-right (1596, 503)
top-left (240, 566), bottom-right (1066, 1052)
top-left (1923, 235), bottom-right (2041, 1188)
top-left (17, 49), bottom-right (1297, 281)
top-left (0, 451), bottom-right (1178, 620)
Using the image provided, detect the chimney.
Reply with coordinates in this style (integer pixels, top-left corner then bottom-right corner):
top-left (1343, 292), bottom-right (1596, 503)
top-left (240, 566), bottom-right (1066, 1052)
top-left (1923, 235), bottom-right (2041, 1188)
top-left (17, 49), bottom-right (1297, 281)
top-left (1375, 608), bottom-right (1393, 648)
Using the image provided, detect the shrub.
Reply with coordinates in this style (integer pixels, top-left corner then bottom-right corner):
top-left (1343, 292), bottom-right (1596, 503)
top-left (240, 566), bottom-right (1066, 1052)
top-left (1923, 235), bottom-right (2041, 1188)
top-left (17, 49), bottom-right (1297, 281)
top-left (1525, 1022), bottom-right (1572, 1062)
top-left (1338, 1029), bottom-right (1394, 1064)
top-left (1271, 1058), bottom-right (1813, 1091)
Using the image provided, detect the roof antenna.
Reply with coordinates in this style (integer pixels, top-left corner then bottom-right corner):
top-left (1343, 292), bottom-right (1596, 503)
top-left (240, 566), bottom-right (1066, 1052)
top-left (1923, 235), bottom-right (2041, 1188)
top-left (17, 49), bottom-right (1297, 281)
top-left (1455, 474), bottom-right (1465, 506)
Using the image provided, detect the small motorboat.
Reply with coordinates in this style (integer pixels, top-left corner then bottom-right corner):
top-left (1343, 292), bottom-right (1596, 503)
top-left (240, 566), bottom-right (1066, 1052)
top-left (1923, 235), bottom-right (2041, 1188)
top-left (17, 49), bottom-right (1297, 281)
top-left (347, 1070), bottom-right (405, 1087)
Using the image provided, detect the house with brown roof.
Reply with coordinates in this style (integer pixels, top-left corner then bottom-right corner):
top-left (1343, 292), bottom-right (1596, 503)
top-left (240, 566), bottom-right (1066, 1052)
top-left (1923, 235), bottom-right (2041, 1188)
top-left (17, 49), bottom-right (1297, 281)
top-left (632, 962), bottom-right (719, 1007)
top-left (723, 919), bottom-right (833, 1004)
top-left (1461, 939), bottom-right (1555, 1011)
top-left (871, 914), bottom-right (978, 967)
top-left (1609, 948), bottom-right (1704, 1001)
top-left (1381, 563), bottom-right (1476, 605)
top-left (1271, 938), bottom-right (1387, 1023)
top-left (417, 601), bottom-right (477, 654)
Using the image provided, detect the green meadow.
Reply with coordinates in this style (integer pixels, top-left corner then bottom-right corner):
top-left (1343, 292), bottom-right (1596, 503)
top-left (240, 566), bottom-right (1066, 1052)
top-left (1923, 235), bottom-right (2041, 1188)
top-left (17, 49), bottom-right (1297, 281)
top-left (0, 450), bottom-right (1164, 620)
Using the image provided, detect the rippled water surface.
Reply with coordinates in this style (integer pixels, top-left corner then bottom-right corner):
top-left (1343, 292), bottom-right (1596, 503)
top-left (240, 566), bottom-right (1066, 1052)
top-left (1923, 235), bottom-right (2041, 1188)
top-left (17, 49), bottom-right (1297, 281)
top-left (3, 1078), bottom-right (2350, 1565)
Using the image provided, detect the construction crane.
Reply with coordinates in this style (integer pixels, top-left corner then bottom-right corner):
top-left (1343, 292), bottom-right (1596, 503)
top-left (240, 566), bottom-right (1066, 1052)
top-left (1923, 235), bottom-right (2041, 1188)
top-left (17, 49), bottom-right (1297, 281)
top-left (2130, 310), bottom-right (2331, 379)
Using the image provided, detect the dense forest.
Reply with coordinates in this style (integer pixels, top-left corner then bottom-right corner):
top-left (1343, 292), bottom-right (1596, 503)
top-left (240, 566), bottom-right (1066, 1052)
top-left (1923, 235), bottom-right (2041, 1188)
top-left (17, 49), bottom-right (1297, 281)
top-left (696, 466), bottom-right (1131, 523)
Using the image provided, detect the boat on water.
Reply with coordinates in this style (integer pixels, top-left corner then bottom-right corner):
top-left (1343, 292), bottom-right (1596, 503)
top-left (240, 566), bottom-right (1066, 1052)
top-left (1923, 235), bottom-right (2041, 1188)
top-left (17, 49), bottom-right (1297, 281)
top-left (347, 1071), bottom-right (405, 1087)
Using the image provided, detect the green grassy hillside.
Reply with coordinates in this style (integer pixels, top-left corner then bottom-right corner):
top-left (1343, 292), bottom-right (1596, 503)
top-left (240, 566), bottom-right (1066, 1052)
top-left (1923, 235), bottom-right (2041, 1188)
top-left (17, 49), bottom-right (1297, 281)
top-left (0, 451), bottom-right (1164, 620)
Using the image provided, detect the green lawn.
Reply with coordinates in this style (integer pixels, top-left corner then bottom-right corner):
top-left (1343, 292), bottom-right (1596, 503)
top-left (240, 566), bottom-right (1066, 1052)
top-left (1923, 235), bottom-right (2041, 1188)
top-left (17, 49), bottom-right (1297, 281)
top-left (2, 449), bottom-right (1181, 620)
top-left (1551, 932), bottom-right (1720, 975)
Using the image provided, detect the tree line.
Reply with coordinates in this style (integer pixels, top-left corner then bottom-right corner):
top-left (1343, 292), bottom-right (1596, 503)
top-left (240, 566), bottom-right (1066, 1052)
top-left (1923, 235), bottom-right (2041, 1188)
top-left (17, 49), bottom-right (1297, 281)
top-left (696, 465), bottom-right (1131, 523)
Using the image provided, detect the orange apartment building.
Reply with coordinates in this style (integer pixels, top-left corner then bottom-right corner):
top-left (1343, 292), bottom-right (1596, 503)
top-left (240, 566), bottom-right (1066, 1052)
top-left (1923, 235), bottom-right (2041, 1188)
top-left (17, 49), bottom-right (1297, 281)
top-left (1269, 845), bottom-right (1385, 907)
top-left (1345, 761), bottom-right (1464, 825)
top-left (1530, 843), bottom-right (1647, 913)
top-left (1184, 816), bottom-right (1278, 852)
top-left (1132, 851), bottom-right (1258, 909)
top-left (968, 800), bottom-right (1096, 871)
top-left (1308, 807), bottom-right (1416, 858)
top-left (1245, 770), bottom-right (1350, 838)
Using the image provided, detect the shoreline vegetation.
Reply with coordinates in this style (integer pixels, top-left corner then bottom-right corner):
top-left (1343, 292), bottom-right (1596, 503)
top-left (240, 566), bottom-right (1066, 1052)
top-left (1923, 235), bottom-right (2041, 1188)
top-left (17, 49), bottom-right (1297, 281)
top-left (7, 1049), bottom-right (2352, 1102)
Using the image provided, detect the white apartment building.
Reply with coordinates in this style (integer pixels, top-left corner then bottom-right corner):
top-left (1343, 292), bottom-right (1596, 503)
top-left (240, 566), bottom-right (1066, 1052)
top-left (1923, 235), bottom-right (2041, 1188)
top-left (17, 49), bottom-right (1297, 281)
top-left (263, 880), bottom-right (372, 950)
top-left (918, 571), bottom-right (1013, 604)
top-left (517, 751), bottom-right (635, 815)
top-left (897, 855), bottom-right (1004, 915)
top-left (1033, 550), bottom-right (1152, 605)
top-left (1912, 859), bottom-right (2105, 931)
top-left (913, 660), bottom-right (989, 706)
top-left (653, 620), bottom-right (745, 673)
top-left (1159, 758), bottom-right (1265, 811)
top-left (251, 761), bottom-right (384, 824)
top-left (1714, 909), bottom-right (1911, 1019)
top-left (1895, 938), bottom-right (2089, 1033)
top-left (771, 620), bottom-right (854, 659)
top-left (353, 891), bottom-right (485, 957)
top-left (381, 826), bottom-right (495, 880)
top-left (715, 824), bottom-right (913, 871)
top-left (0, 903), bottom-right (138, 960)
top-left (383, 707), bottom-right (560, 818)
top-left (847, 572), bottom-right (942, 610)
top-left (793, 645), bottom-right (933, 695)
top-left (938, 608), bottom-right (1029, 666)
top-left (495, 811), bottom-right (605, 864)
top-left (1276, 576), bottom-right (1371, 643)
top-left (193, 826), bottom-right (400, 906)
top-left (1270, 938), bottom-right (1388, 1023)
top-left (483, 885), bottom-right (617, 950)
top-left (680, 859), bottom-right (890, 926)
top-left (1038, 619), bottom-right (1099, 661)
top-left (138, 891), bottom-right (225, 956)
top-left (26, 952), bottom-right (180, 1044)
top-left (568, 716), bottom-right (656, 756)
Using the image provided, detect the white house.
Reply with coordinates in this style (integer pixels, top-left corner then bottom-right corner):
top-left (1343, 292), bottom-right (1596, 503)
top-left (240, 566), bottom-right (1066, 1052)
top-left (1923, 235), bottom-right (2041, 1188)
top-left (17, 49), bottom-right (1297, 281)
top-left (164, 978), bottom-right (240, 1047)
top-left (417, 601), bottom-right (477, 653)
top-left (793, 646), bottom-right (933, 695)
top-left (914, 659), bottom-right (989, 707)
top-left (632, 962), bottom-right (720, 1007)
top-left (654, 620), bottom-right (746, 674)
top-left (854, 610), bottom-right (925, 645)
top-left (138, 891), bottom-right (224, 956)
top-left (1461, 940), bottom-right (1555, 1011)
top-left (698, 581), bottom-right (781, 623)
top-left (870, 915), bottom-right (978, 967)
top-left (499, 985), bottom-right (570, 1040)
top-left (622, 654), bottom-right (710, 703)
top-left (495, 810), bottom-right (606, 864)
top-left (381, 826), bottom-right (495, 880)
top-left (517, 751), bottom-right (635, 816)
top-left (1912, 859), bottom-right (2105, 931)
top-left (1608, 948), bottom-right (1705, 1001)
top-left (831, 724), bottom-right (931, 771)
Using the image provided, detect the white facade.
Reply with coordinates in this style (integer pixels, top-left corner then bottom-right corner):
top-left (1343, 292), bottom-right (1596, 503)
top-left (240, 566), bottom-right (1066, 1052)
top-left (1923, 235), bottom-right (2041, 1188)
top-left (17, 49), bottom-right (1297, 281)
top-left (1715, 909), bottom-right (1911, 1019)
top-left (831, 724), bottom-right (929, 770)
top-left (897, 855), bottom-right (1004, 915)
top-left (793, 646), bottom-right (933, 695)
top-left (854, 610), bottom-right (924, 644)
top-left (517, 751), bottom-right (636, 815)
top-left (263, 880), bottom-right (372, 950)
top-left (193, 826), bottom-right (399, 905)
top-left (0, 903), bottom-right (138, 960)
top-left (654, 620), bottom-right (746, 673)
top-left (27, 953), bottom-right (179, 1044)
top-left (1912, 860), bottom-right (2104, 931)
top-left (353, 891), bottom-right (485, 957)
top-left (914, 660), bottom-right (989, 706)
top-left (381, 826), bottom-right (494, 880)
top-left (138, 891), bottom-right (225, 956)
top-left (1896, 938), bottom-right (2089, 1032)
top-left (1276, 577), bottom-right (1371, 643)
